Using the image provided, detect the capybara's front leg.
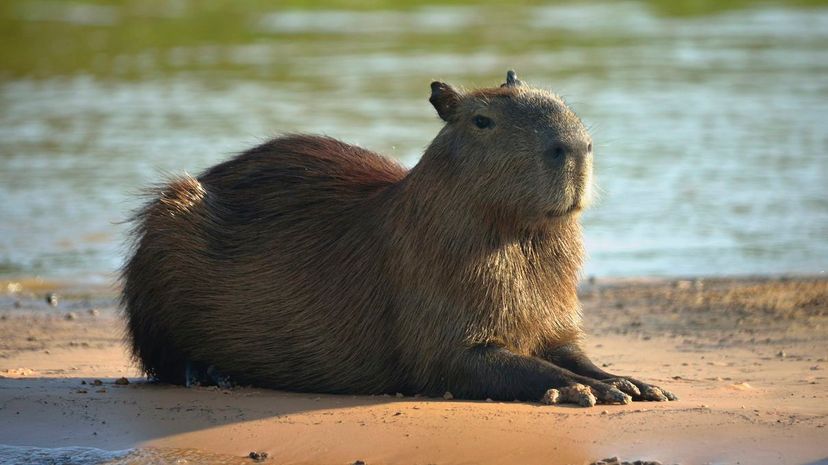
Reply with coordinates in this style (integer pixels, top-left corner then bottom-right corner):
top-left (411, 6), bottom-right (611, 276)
top-left (440, 345), bottom-right (631, 406)
top-left (539, 343), bottom-right (678, 402)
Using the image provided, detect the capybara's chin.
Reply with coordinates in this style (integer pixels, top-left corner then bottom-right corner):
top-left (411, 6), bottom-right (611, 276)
top-left (120, 71), bottom-right (676, 405)
top-left (545, 183), bottom-right (593, 218)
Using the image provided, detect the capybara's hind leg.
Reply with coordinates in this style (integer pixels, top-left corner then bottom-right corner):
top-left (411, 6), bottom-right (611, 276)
top-left (540, 343), bottom-right (678, 402)
top-left (184, 362), bottom-right (233, 389)
top-left (442, 346), bottom-right (631, 406)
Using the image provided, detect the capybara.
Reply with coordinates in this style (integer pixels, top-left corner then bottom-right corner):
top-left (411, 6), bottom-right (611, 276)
top-left (121, 71), bottom-right (676, 405)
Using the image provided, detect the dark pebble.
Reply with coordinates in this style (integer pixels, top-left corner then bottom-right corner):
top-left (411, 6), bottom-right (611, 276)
top-left (590, 459), bottom-right (664, 465)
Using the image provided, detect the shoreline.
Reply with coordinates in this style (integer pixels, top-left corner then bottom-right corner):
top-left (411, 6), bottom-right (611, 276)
top-left (1, 276), bottom-right (826, 464)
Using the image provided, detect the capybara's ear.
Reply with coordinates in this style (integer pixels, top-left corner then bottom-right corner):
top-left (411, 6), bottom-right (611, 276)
top-left (429, 81), bottom-right (461, 122)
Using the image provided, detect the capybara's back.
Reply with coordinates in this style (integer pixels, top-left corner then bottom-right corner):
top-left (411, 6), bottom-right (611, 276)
top-left (123, 72), bottom-right (676, 404)
top-left (122, 135), bottom-right (408, 391)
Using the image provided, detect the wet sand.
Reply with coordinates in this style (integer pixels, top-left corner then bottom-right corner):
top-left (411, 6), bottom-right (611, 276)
top-left (1, 277), bottom-right (826, 465)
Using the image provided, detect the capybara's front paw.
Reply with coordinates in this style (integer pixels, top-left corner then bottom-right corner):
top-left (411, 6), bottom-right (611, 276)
top-left (542, 384), bottom-right (595, 407)
top-left (541, 381), bottom-right (632, 407)
top-left (603, 377), bottom-right (677, 402)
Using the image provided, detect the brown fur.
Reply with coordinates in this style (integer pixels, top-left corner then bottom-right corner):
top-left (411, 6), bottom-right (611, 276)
top-left (122, 73), bottom-right (672, 403)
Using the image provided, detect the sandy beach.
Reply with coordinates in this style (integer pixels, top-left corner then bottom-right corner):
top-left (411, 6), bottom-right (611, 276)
top-left (1, 276), bottom-right (826, 465)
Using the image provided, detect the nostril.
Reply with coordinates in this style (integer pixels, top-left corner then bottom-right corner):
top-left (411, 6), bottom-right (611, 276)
top-left (587, 143), bottom-right (592, 153)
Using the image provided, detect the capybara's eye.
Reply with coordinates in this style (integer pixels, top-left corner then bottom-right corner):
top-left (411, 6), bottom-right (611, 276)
top-left (473, 115), bottom-right (493, 129)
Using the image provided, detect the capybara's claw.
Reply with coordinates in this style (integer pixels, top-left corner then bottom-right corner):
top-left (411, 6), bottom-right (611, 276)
top-left (603, 376), bottom-right (677, 402)
top-left (662, 389), bottom-right (678, 401)
top-left (541, 388), bottom-right (560, 405)
top-left (588, 381), bottom-right (632, 405)
top-left (562, 384), bottom-right (597, 407)
top-left (602, 387), bottom-right (632, 405)
top-left (604, 378), bottom-right (641, 397)
top-left (641, 386), bottom-right (668, 402)
top-left (576, 391), bottom-right (598, 407)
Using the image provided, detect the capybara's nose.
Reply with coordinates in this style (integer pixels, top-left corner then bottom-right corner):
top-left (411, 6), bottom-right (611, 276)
top-left (544, 139), bottom-right (592, 162)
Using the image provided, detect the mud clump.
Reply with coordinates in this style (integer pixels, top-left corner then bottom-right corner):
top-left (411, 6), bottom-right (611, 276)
top-left (114, 377), bottom-right (129, 385)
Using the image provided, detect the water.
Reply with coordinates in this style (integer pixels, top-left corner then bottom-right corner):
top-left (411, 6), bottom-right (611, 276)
top-left (0, 445), bottom-right (129, 465)
top-left (1, 1), bottom-right (827, 283)
top-left (0, 445), bottom-right (256, 465)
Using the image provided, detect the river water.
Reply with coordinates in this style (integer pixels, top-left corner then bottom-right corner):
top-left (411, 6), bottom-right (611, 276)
top-left (0, 445), bottom-right (260, 465)
top-left (1, 1), bottom-right (826, 284)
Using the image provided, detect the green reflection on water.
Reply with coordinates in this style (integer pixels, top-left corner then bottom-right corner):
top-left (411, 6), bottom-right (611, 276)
top-left (2, 0), bottom-right (827, 80)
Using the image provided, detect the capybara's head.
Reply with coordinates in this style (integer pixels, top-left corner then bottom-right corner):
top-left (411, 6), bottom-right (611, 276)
top-left (426, 70), bottom-right (593, 223)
